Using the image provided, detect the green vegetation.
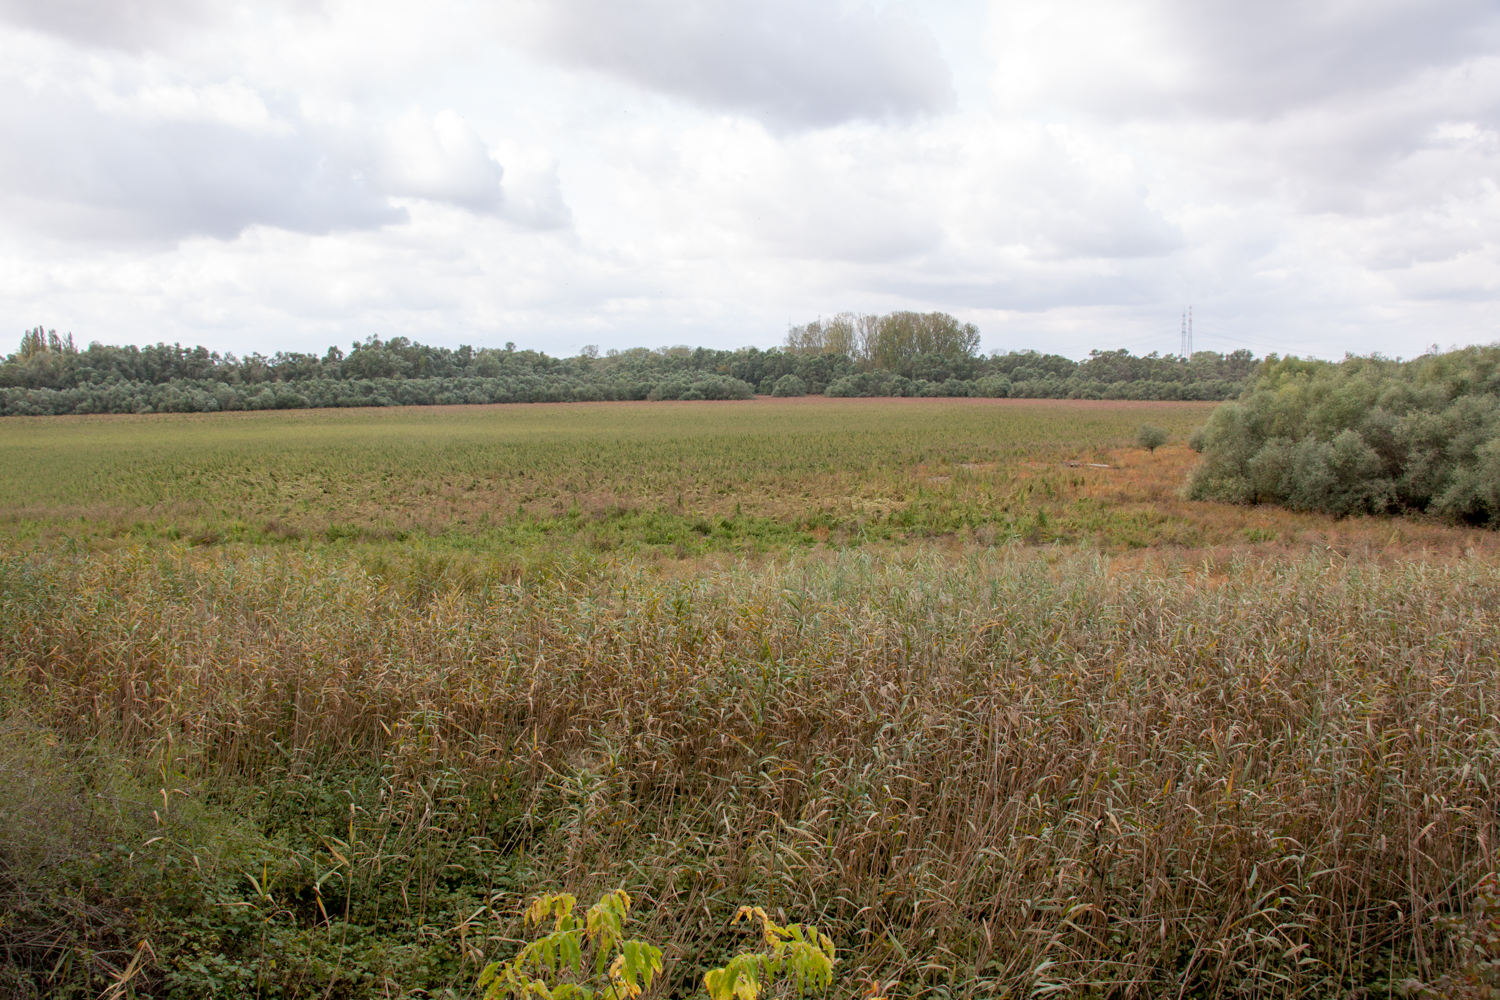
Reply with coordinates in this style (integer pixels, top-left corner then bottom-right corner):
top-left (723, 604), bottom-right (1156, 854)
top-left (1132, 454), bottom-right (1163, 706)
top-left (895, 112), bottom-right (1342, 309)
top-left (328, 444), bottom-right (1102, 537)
top-left (475, 891), bottom-right (832, 1000)
top-left (784, 310), bottom-right (980, 368)
top-left (479, 891), bottom-right (664, 1000)
top-left (701, 908), bottom-right (835, 1000)
top-left (1, 317), bottom-right (1258, 416)
top-left (1135, 424), bottom-right (1168, 452)
top-left (0, 398), bottom-right (1217, 553)
top-left (769, 374), bottom-right (806, 397)
top-left (1189, 345), bottom-right (1500, 524)
top-left (2, 395), bottom-right (1499, 998)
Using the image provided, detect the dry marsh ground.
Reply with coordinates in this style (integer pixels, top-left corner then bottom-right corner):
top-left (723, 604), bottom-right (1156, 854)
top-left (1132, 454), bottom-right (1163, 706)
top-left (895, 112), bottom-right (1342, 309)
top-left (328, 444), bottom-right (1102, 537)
top-left (1, 398), bottom-right (1497, 999)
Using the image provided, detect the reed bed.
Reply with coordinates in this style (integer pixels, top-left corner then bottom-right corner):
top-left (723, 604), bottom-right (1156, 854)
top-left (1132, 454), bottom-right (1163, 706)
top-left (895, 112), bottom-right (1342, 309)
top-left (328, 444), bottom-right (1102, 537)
top-left (3, 541), bottom-right (1499, 997)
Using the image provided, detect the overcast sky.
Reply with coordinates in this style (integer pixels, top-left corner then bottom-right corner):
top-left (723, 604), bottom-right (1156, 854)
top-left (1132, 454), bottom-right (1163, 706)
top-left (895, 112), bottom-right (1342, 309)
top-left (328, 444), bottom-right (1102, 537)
top-left (1, 0), bottom-right (1497, 361)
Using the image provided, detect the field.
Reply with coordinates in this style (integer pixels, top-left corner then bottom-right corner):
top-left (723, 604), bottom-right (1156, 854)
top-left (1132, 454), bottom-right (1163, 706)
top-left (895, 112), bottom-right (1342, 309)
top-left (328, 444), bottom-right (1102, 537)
top-left (2, 397), bottom-right (1498, 999)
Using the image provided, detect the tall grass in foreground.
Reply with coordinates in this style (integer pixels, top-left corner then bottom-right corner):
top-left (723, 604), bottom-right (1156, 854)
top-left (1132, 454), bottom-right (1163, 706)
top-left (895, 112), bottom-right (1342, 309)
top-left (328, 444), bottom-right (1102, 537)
top-left (3, 542), bottom-right (1500, 997)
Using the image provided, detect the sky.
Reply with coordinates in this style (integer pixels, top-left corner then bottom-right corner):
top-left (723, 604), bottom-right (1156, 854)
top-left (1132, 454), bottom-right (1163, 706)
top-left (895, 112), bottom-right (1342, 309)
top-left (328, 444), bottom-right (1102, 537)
top-left (1, 0), bottom-right (1497, 362)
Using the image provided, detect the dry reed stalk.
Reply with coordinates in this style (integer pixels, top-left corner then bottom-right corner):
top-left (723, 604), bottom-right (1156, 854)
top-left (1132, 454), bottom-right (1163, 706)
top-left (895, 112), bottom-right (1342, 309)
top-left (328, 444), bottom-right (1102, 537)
top-left (2, 541), bottom-right (1499, 996)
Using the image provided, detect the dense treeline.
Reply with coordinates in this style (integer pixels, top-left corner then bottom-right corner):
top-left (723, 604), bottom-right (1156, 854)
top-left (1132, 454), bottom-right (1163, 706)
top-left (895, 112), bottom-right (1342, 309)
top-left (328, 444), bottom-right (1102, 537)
top-left (0, 315), bottom-right (1256, 416)
top-left (1188, 345), bottom-right (1500, 524)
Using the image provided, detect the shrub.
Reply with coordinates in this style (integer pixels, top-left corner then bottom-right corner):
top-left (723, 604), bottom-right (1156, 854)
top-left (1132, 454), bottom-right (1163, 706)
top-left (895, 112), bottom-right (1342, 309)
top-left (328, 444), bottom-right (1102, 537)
top-left (0, 329), bottom-right (1252, 416)
top-left (1189, 346), bottom-right (1500, 523)
top-left (771, 375), bottom-right (806, 397)
top-left (1136, 424), bottom-right (1168, 452)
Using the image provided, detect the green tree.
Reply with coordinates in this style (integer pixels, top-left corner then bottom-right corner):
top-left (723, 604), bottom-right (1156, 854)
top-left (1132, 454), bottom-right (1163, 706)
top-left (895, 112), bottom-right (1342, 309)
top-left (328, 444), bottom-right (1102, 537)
top-left (1136, 424), bottom-right (1168, 452)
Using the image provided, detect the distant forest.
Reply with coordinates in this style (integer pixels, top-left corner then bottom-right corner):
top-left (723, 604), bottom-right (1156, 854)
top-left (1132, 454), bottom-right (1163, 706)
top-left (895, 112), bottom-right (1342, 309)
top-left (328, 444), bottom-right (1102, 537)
top-left (0, 312), bottom-right (1258, 417)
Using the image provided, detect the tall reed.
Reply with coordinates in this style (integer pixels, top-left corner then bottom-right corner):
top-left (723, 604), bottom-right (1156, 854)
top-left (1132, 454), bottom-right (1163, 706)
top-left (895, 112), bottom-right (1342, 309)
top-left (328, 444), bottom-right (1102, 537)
top-left (3, 541), bottom-right (1499, 997)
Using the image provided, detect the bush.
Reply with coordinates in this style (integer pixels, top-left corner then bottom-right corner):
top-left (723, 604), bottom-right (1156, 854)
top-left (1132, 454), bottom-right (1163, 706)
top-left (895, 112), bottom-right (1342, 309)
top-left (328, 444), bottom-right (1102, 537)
top-left (1188, 346), bottom-right (1500, 523)
top-left (1136, 424), bottom-right (1169, 452)
top-left (771, 375), bottom-right (806, 398)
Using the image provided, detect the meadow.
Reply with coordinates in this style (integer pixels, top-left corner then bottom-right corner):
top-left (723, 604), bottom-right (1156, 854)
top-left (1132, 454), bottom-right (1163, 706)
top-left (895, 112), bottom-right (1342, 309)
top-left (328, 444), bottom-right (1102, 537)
top-left (2, 397), bottom-right (1498, 999)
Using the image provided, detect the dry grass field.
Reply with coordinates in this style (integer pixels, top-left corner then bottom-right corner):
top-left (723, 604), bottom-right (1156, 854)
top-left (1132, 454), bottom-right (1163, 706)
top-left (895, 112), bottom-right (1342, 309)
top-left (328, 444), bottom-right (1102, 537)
top-left (1, 397), bottom-right (1497, 999)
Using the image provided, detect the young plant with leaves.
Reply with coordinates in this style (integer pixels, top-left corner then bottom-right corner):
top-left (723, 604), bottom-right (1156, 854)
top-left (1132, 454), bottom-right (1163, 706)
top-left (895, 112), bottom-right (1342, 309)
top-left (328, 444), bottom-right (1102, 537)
top-left (702, 906), bottom-right (836, 1000)
top-left (479, 890), bottom-right (663, 1000)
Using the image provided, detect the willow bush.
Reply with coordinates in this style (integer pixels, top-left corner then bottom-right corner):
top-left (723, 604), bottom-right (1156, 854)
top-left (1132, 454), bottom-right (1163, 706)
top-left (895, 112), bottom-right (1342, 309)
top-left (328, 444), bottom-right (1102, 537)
top-left (1188, 346), bottom-right (1500, 524)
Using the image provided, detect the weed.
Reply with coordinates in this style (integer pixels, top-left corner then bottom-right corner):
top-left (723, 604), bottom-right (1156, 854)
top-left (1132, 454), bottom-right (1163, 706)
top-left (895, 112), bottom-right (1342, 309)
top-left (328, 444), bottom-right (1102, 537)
top-left (479, 891), bottom-right (663, 1000)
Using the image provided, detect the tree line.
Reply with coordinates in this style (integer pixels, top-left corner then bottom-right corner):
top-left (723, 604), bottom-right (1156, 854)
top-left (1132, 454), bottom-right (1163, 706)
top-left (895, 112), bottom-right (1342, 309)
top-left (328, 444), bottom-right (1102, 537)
top-left (1188, 345), bottom-right (1500, 525)
top-left (0, 314), bottom-right (1258, 417)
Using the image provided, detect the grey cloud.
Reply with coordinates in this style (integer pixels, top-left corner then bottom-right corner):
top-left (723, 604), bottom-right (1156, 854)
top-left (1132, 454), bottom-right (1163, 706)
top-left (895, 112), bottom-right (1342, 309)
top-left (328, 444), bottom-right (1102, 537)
top-left (1019, 0), bottom-right (1500, 123)
top-left (0, 85), bottom-right (404, 241)
top-left (497, 163), bottom-right (573, 231)
top-left (0, 0), bottom-right (217, 51)
top-left (527, 0), bottom-right (954, 128)
top-left (0, 80), bottom-right (574, 241)
top-left (1161, 0), bottom-right (1500, 119)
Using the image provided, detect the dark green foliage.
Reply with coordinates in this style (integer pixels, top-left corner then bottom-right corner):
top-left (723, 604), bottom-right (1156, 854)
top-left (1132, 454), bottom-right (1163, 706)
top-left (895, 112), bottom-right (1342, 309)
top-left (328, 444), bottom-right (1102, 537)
top-left (770, 374), bottom-right (806, 397)
top-left (0, 717), bottom-right (537, 999)
top-left (1, 327), bottom-right (1258, 417)
top-left (1188, 346), bottom-right (1500, 523)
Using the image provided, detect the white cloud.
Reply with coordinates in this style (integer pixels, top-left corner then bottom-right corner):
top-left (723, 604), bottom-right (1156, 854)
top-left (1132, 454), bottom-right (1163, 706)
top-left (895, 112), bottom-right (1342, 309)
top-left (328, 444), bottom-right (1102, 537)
top-left (378, 108), bottom-right (504, 212)
top-left (111, 78), bottom-right (293, 134)
top-left (0, 21), bottom-right (568, 241)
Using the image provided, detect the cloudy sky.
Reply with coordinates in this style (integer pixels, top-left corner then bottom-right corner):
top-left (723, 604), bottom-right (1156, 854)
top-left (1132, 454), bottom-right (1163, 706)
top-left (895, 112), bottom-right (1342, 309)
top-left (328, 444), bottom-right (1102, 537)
top-left (1, 0), bottom-right (1497, 360)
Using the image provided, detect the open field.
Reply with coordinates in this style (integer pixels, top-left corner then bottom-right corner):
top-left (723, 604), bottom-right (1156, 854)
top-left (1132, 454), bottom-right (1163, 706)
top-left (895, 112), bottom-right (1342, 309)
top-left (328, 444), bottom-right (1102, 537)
top-left (0, 397), bottom-right (1215, 551)
top-left (1, 397), bottom-right (1491, 558)
top-left (2, 398), bottom-right (1499, 999)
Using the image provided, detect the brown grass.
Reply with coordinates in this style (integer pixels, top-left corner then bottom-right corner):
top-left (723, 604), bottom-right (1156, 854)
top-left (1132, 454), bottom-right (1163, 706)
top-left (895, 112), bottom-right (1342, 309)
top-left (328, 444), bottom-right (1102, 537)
top-left (3, 540), bottom-right (1499, 997)
top-left (2, 398), bottom-right (1499, 997)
